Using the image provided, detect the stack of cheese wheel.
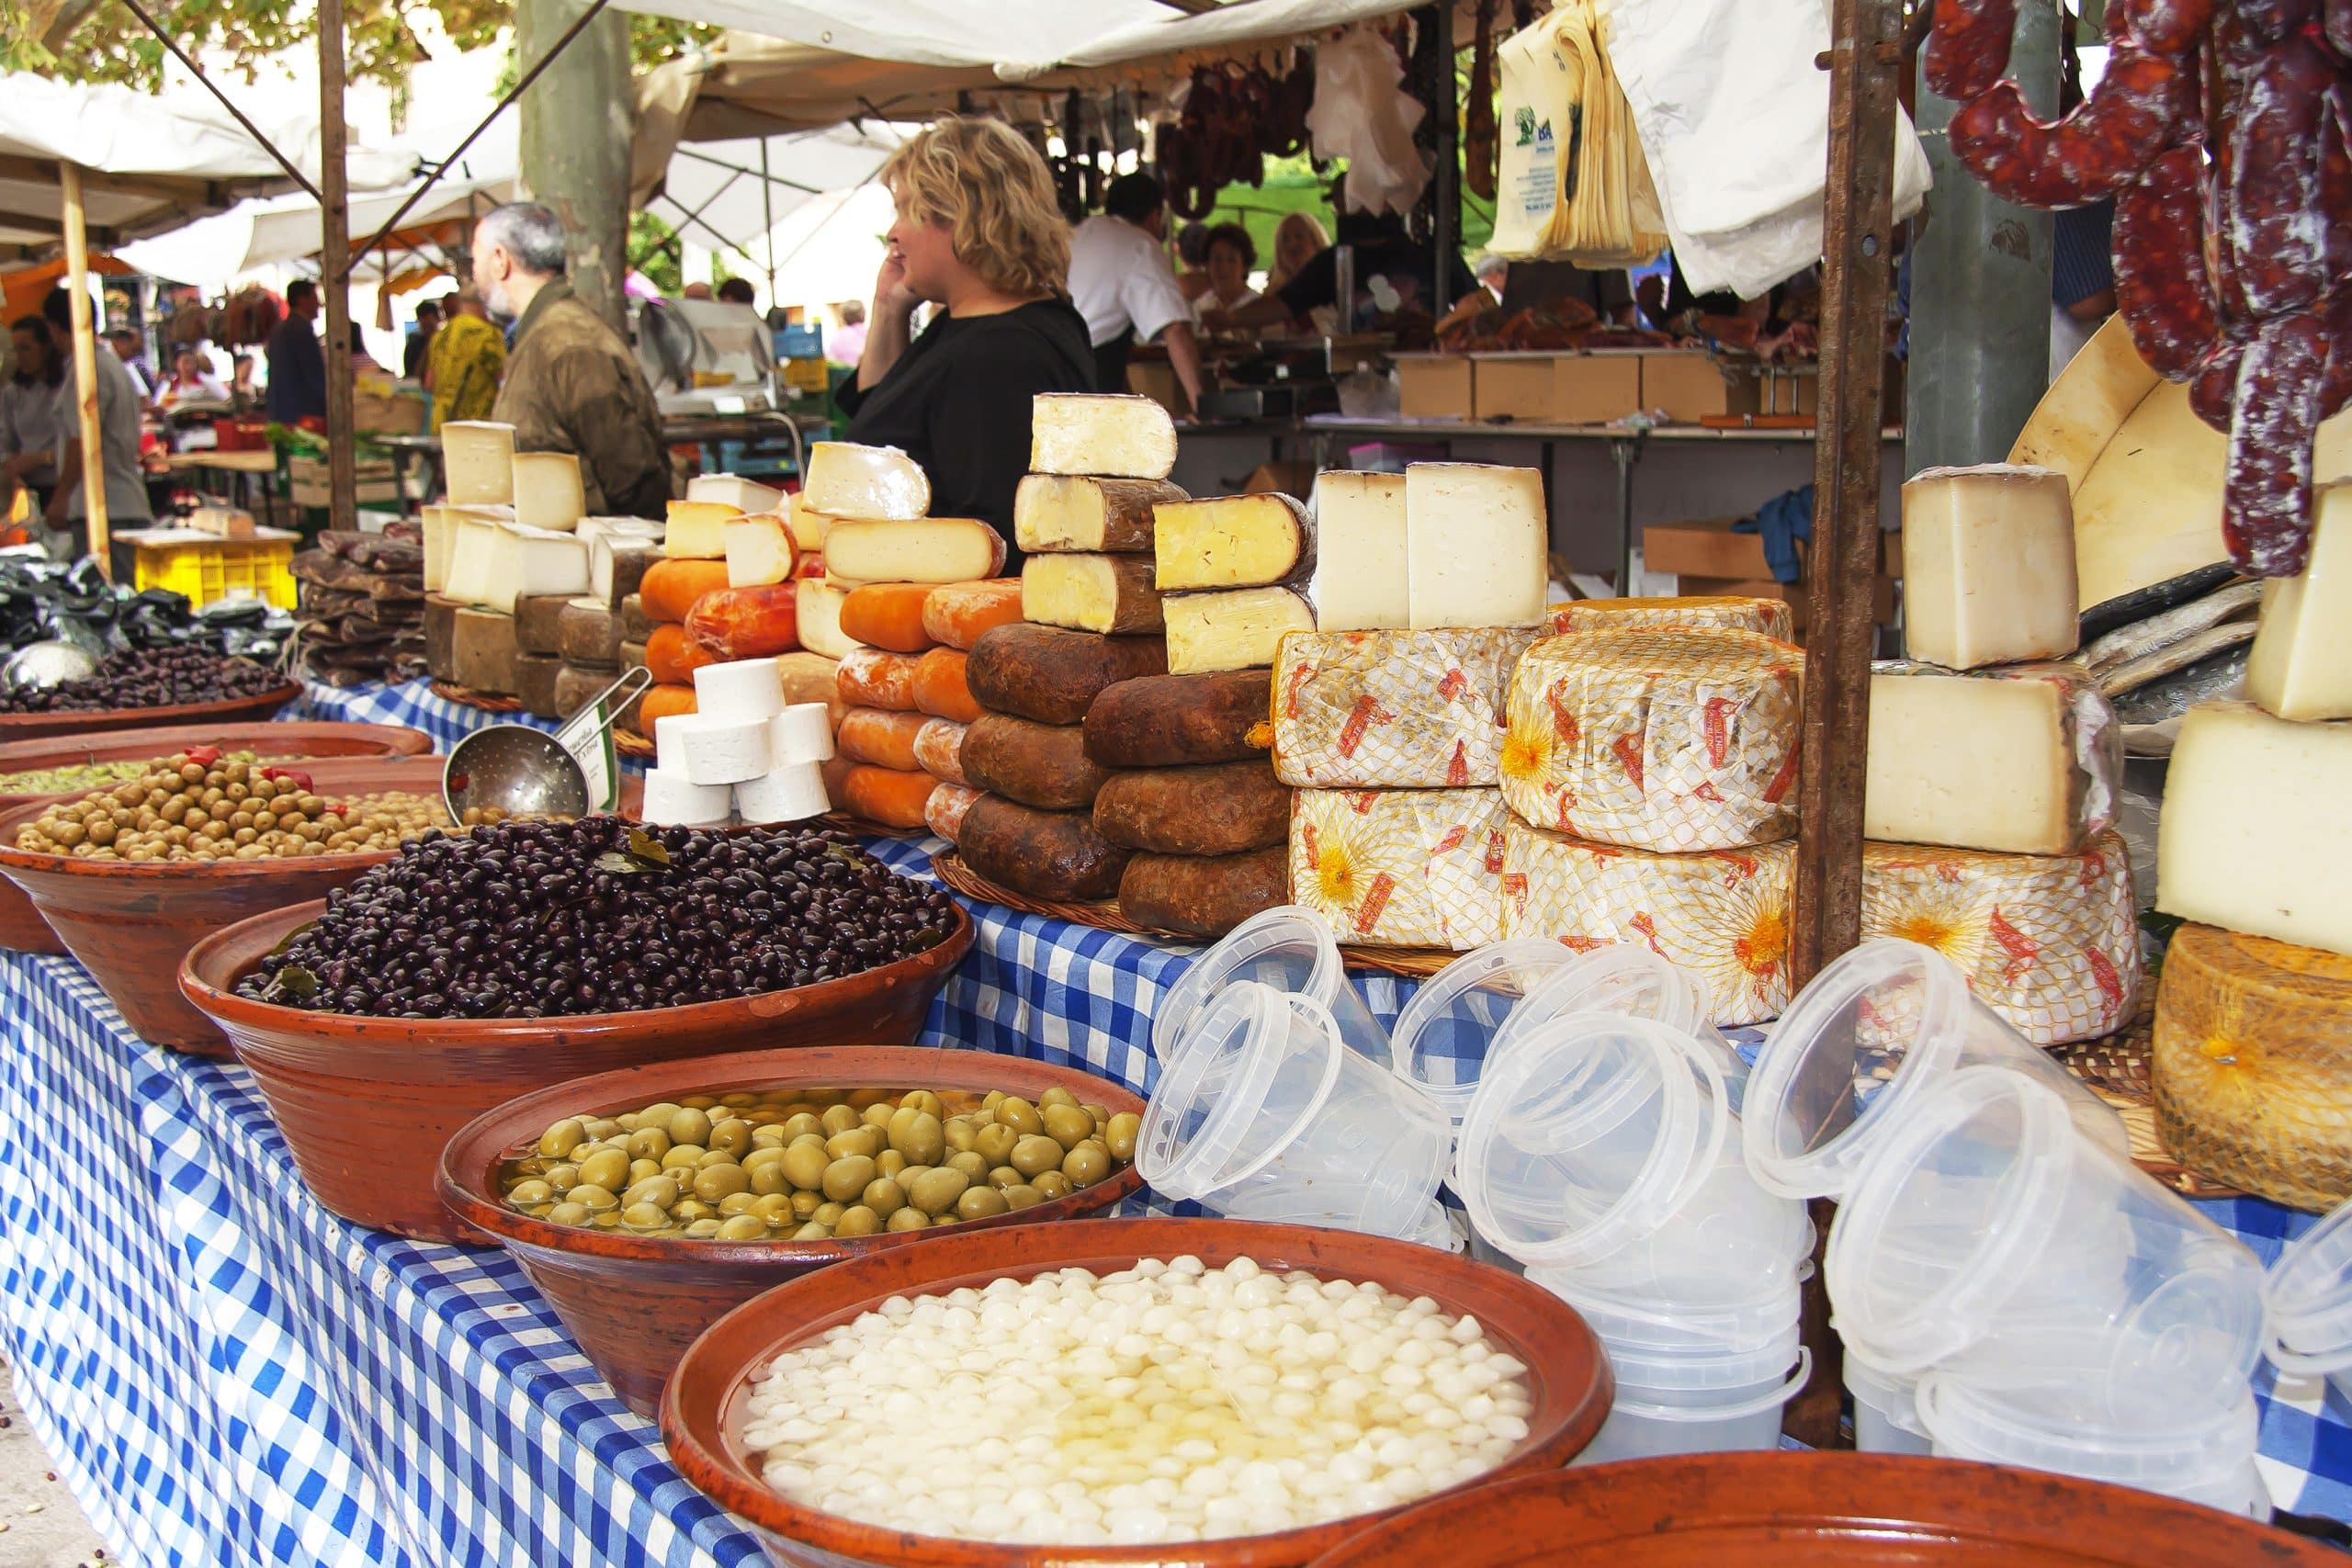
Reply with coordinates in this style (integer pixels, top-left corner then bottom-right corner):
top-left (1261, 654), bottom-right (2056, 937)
top-left (2152, 480), bottom-right (2352, 1209)
top-left (1278, 463), bottom-right (1551, 953)
top-left (953, 398), bottom-right (1176, 901)
top-left (1840, 465), bottom-right (2142, 1044)
top-left (639, 655), bottom-right (836, 826)
top-left (903, 579), bottom-right (1024, 842)
top-left (795, 442), bottom-right (1010, 830)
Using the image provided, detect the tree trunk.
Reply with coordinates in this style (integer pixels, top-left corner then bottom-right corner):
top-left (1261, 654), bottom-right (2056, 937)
top-left (518, 0), bottom-right (633, 331)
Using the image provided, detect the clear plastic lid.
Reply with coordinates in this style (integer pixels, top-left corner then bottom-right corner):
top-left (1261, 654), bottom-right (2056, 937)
top-left (1150, 905), bottom-right (1393, 1074)
top-left (2264, 1195), bottom-right (2352, 1376)
top-left (1389, 939), bottom-right (1586, 1122)
top-left (1742, 938), bottom-right (2127, 1200)
top-left (1137, 980), bottom-right (1340, 1201)
top-left (1914, 1375), bottom-right (2259, 1486)
top-left (1455, 1010), bottom-right (1728, 1269)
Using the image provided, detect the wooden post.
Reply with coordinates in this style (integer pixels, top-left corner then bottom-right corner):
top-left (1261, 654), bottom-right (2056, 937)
top-left (56, 161), bottom-right (108, 577)
top-left (319, 0), bottom-right (356, 533)
top-left (1785, 0), bottom-right (1904, 1450)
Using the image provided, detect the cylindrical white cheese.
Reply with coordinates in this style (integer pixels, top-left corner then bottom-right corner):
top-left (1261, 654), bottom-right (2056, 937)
top-left (653, 712), bottom-right (691, 773)
top-left (640, 765), bottom-right (732, 827)
top-left (692, 657), bottom-right (784, 724)
top-left (771, 702), bottom-right (835, 765)
top-left (673, 713), bottom-right (776, 785)
top-left (734, 761), bottom-right (831, 824)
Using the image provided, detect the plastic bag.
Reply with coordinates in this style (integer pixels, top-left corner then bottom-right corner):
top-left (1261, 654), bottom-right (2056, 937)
top-left (1306, 27), bottom-right (1430, 218)
top-left (1488, 1), bottom-right (1668, 266)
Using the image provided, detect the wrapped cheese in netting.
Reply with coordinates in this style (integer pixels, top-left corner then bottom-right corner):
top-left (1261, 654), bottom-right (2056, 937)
top-left (1488, 1), bottom-right (1668, 266)
top-left (1501, 626), bottom-right (1802, 852)
top-left (1272, 627), bottom-right (1543, 789)
top-left (1289, 787), bottom-right (1510, 950)
top-left (1548, 594), bottom-right (1795, 639)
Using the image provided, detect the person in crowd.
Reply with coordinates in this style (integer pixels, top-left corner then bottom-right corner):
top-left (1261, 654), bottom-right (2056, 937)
top-left (266, 279), bottom-right (327, 423)
top-left (1173, 221), bottom-right (1215, 303)
top-left (424, 289), bottom-right (504, 432)
top-left (1204, 206), bottom-right (1477, 336)
top-left (829, 299), bottom-right (868, 366)
top-left (681, 281), bottom-right (715, 301)
top-left (841, 116), bottom-right (1095, 562)
top-left (1067, 172), bottom-right (1204, 412)
top-left (229, 354), bottom-right (259, 412)
top-left (156, 348), bottom-right (229, 406)
top-left (472, 202), bottom-right (669, 517)
top-left (1265, 211), bottom-right (1331, 296)
top-left (2051, 202), bottom-right (2115, 380)
top-left (403, 299), bottom-right (443, 380)
top-left (1471, 253), bottom-right (1509, 305)
top-left (1, 315), bottom-right (64, 520)
top-left (1195, 222), bottom-right (1261, 322)
top-left (25, 288), bottom-right (151, 554)
top-left (716, 277), bottom-right (757, 307)
top-left (107, 329), bottom-right (153, 399)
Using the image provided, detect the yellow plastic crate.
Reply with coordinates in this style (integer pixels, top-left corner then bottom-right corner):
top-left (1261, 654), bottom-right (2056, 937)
top-left (131, 535), bottom-right (299, 610)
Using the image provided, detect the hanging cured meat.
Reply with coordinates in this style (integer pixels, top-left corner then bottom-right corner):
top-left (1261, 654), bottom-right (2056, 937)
top-left (1925, 0), bottom-right (2350, 577)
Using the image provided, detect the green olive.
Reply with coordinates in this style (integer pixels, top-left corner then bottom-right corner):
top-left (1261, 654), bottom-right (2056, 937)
top-left (716, 1214), bottom-right (768, 1241)
top-left (862, 1178), bottom-right (907, 1215)
top-left (570, 1184), bottom-right (618, 1213)
top-left (672, 1200), bottom-right (717, 1224)
top-left (718, 1091), bottom-right (759, 1110)
top-left (626, 1126), bottom-right (673, 1162)
top-left (812, 1201), bottom-right (846, 1226)
top-left (694, 1148), bottom-right (738, 1169)
top-left (792, 1221), bottom-right (833, 1241)
top-left (623, 1174), bottom-right (681, 1211)
top-left (1032, 1170), bottom-right (1073, 1201)
top-left (861, 1102), bottom-right (896, 1133)
top-left (684, 1218), bottom-right (724, 1238)
top-left (981, 1090), bottom-right (1006, 1115)
top-left (1082, 1103), bottom-right (1111, 1128)
top-left (848, 1087), bottom-right (896, 1111)
top-left (886, 1207), bottom-right (931, 1233)
top-left (820, 1104), bottom-right (859, 1135)
top-left (541, 1162), bottom-right (580, 1190)
top-left (888, 1108), bottom-right (947, 1166)
top-left (1041, 1104), bottom-right (1096, 1150)
top-left (638, 1101), bottom-right (683, 1128)
top-left (537, 1119), bottom-right (587, 1159)
top-left (1001, 1184), bottom-right (1045, 1211)
top-left (661, 1145), bottom-right (705, 1172)
top-left (575, 1148), bottom-right (631, 1191)
top-left (973, 1124), bottom-right (1020, 1165)
top-left (997, 1097), bottom-right (1044, 1136)
top-left (986, 1165), bottom-right (1023, 1190)
top-left (875, 1149), bottom-right (908, 1181)
top-left (899, 1089), bottom-right (944, 1119)
top-left (749, 1163), bottom-right (792, 1197)
top-left (1063, 1141), bottom-right (1112, 1187)
top-left (944, 1117), bottom-right (978, 1155)
top-left (780, 1112), bottom-right (824, 1141)
top-left (694, 1164), bottom-right (752, 1202)
top-left (708, 1118), bottom-right (753, 1156)
top-left (628, 1158), bottom-right (662, 1186)
top-left (826, 1125), bottom-right (884, 1161)
top-left (781, 1140), bottom-right (831, 1190)
top-left (679, 1094), bottom-right (718, 1111)
top-left (956, 1186), bottom-right (1012, 1221)
top-left (1009, 1134), bottom-right (1066, 1178)
top-left (945, 1150), bottom-right (989, 1181)
top-left (1036, 1087), bottom-right (1078, 1111)
top-left (821, 1155), bottom-right (877, 1203)
top-left (546, 1202), bottom-right (594, 1227)
top-left (833, 1205), bottom-right (883, 1237)
top-left (620, 1201), bottom-right (670, 1231)
top-left (751, 1193), bottom-right (797, 1225)
top-left (750, 1127), bottom-right (787, 1151)
top-left (790, 1190), bottom-right (822, 1219)
top-left (718, 1191), bottom-right (759, 1217)
top-left (907, 1167), bottom-right (970, 1215)
top-left (1104, 1112), bottom-right (1142, 1163)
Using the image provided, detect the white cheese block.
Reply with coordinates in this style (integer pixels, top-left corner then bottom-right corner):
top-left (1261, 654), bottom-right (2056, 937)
top-left (1153, 493), bottom-right (1313, 591)
top-left (1901, 464), bottom-right (2079, 669)
top-left (663, 500), bottom-right (740, 560)
top-left (773, 703), bottom-right (835, 765)
top-left (2159, 701), bottom-right (2352, 956)
top-left (640, 764), bottom-right (733, 827)
top-left (802, 442), bottom-right (931, 520)
top-left (687, 472), bottom-right (786, 516)
top-left (2247, 482), bottom-right (2352, 721)
top-left (420, 504), bottom-right (454, 594)
top-left (823, 518), bottom-right (1007, 585)
top-left (652, 711), bottom-right (692, 773)
top-left (670, 712), bottom-right (776, 786)
top-left (734, 761), bottom-right (831, 824)
top-left (1030, 393), bottom-right (1178, 479)
top-left (478, 525), bottom-right (590, 615)
top-left (590, 535), bottom-right (660, 608)
top-left (442, 421), bottom-right (515, 505)
top-left (723, 514), bottom-right (797, 588)
top-left (786, 493), bottom-right (839, 552)
top-left (511, 451), bottom-right (585, 532)
top-left (1022, 553), bottom-right (1165, 634)
top-left (693, 656), bottom-right (785, 724)
top-left (794, 578), bottom-right (864, 660)
top-left (1165, 585), bottom-right (1317, 674)
top-left (1864, 661), bottom-right (2121, 855)
top-left (1403, 463), bottom-right (1548, 630)
top-left (1310, 471), bottom-right (1409, 632)
top-left (442, 507), bottom-right (514, 606)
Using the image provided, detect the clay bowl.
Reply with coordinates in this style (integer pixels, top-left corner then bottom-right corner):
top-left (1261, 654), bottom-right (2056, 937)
top-left (0, 722), bottom-right (433, 955)
top-left (0, 755), bottom-right (460, 1053)
top-left (0, 680), bottom-right (304, 743)
top-left (662, 1216), bottom-right (1615, 1568)
top-left (1304, 1452), bottom-right (2331, 1567)
top-left (437, 1045), bottom-right (1148, 1417)
top-left (180, 897), bottom-right (976, 1243)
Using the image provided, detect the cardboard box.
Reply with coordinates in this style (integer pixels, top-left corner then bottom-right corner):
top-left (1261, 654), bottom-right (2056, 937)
top-left (1125, 359), bottom-right (1184, 418)
top-left (1395, 355), bottom-right (1473, 420)
top-left (1639, 353), bottom-right (1760, 423)
top-left (1644, 516), bottom-right (1899, 581)
top-left (1678, 574), bottom-right (1900, 636)
top-left (1471, 353), bottom-right (1642, 423)
top-left (1240, 461), bottom-right (1316, 497)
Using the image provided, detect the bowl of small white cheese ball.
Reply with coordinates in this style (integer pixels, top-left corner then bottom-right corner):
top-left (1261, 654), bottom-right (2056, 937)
top-left (662, 1215), bottom-right (1615, 1566)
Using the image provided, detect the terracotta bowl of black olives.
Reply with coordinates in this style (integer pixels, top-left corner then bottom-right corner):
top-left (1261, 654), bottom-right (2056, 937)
top-left (180, 818), bottom-right (977, 1242)
top-left (0, 648), bottom-right (300, 743)
top-left (437, 1045), bottom-right (1146, 1416)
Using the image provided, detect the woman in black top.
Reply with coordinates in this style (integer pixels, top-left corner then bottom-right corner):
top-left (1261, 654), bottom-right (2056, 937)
top-left (837, 118), bottom-right (1095, 570)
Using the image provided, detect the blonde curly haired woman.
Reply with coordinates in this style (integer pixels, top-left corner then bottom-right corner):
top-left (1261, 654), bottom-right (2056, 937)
top-left (842, 117), bottom-right (1094, 559)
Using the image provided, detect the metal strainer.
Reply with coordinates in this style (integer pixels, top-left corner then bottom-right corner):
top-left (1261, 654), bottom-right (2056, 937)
top-left (443, 667), bottom-right (652, 822)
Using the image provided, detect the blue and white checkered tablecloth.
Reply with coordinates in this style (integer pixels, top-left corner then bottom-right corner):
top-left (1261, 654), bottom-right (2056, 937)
top-left (0, 679), bottom-right (2342, 1564)
top-left (285, 675), bottom-right (558, 756)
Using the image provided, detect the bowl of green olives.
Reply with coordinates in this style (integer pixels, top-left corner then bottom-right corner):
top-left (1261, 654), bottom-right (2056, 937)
top-left (436, 1045), bottom-right (1146, 1416)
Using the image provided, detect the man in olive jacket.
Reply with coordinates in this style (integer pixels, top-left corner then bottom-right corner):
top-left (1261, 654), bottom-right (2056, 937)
top-left (470, 202), bottom-right (670, 518)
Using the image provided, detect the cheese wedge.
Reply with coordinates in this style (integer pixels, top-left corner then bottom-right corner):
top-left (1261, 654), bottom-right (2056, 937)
top-left (1013, 474), bottom-right (1186, 553)
top-left (2159, 701), bottom-right (2352, 955)
top-left (443, 421), bottom-right (515, 505)
top-left (1404, 462), bottom-right (1548, 630)
top-left (1864, 660), bottom-right (2120, 856)
top-left (1030, 393), bottom-right (1178, 479)
top-left (511, 451), bottom-right (584, 532)
top-left (479, 525), bottom-right (591, 615)
top-left (2247, 483), bottom-right (2352, 720)
top-left (1310, 471), bottom-right (1409, 632)
top-left (1022, 553), bottom-right (1166, 634)
top-left (421, 504), bottom-right (454, 593)
top-left (1153, 493), bottom-right (1314, 591)
top-left (723, 514), bottom-right (797, 588)
top-left (794, 577), bottom-right (864, 660)
top-left (686, 472), bottom-right (786, 516)
top-left (664, 500), bottom-right (740, 560)
top-left (1901, 464), bottom-right (2079, 669)
top-left (1165, 585), bottom-right (1317, 674)
top-left (823, 518), bottom-right (1007, 585)
top-left (802, 442), bottom-right (930, 519)
top-left (786, 492), bottom-right (839, 552)
top-left (590, 535), bottom-right (659, 608)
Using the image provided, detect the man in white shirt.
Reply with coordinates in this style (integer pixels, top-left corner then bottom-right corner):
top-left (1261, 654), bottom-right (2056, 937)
top-left (1067, 174), bottom-right (1204, 413)
top-left (37, 288), bottom-right (152, 555)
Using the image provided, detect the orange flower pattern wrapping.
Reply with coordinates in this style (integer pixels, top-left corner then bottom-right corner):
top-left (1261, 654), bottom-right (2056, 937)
top-left (1288, 787), bottom-right (1510, 950)
top-left (1498, 819), bottom-right (1796, 1026)
top-left (1500, 627), bottom-right (1803, 852)
top-left (1547, 594), bottom-right (1795, 640)
top-left (1860, 830), bottom-right (2143, 1046)
top-left (1272, 627), bottom-right (1544, 789)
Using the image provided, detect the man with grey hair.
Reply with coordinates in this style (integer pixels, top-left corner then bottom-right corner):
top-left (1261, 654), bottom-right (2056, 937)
top-left (472, 201), bottom-right (669, 518)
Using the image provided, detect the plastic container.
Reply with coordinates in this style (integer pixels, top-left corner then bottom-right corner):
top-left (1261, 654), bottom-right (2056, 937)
top-left (2263, 1193), bottom-right (2352, 1395)
top-left (1548, 1141), bottom-right (1813, 1314)
top-left (129, 532), bottom-right (298, 609)
top-left (1138, 980), bottom-right (1452, 1241)
top-left (1494, 943), bottom-right (1714, 1053)
top-left (1744, 938), bottom-right (2127, 1201)
top-left (1390, 939), bottom-right (1585, 1122)
top-left (1561, 1296), bottom-right (1809, 1465)
top-left (1915, 1374), bottom-right (2269, 1517)
top-left (1845, 1347), bottom-right (1931, 1455)
top-left (1152, 905), bottom-right (1393, 1074)
top-left (1454, 1011), bottom-right (1730, 1269)
top-left (1826, 1065), bottom-right (2266, 1418)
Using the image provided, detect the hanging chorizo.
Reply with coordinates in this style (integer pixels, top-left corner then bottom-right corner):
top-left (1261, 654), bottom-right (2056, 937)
top-left (1950, 45), bottom-right (2192, 208)
top-left (2114, 146), bottom-right (2221, 378)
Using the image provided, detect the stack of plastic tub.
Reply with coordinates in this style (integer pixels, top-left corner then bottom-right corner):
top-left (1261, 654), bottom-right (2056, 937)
top-left (1749, 939), bottom-right (2269, 1510)
top-left (1453, 1008), bottom-right (1815, 1461)
top-left (1152, 906), bottom-right (1396, 1073)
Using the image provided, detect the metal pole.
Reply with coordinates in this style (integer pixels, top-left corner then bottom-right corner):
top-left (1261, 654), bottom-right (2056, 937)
top-left (1428, 3), bottom-right (1458, 316)
top-left (759, 139), bottom-right (778, 305)
top-left (114, 0), bottom-right (322, 201)
top-left (56, 163), bottom-right (108, 576)
top-left (320, 0), bottom-right (356, 534)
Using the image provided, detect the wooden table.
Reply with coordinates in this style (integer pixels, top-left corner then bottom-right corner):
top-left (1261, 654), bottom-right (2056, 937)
top-left (164, 449), bottom-right (288, 532)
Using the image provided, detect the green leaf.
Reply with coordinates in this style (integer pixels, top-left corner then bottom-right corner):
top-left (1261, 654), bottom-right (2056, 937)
top-left (265, 964), bottom-right (319, 1004)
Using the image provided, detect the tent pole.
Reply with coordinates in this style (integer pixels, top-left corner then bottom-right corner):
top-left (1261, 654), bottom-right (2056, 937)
top-left (320, 0), bottom-right (356, 534)
top-left (760, 140), bottom-right (777, 305)
top-left (56, 162), bottom-right (108, 579)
